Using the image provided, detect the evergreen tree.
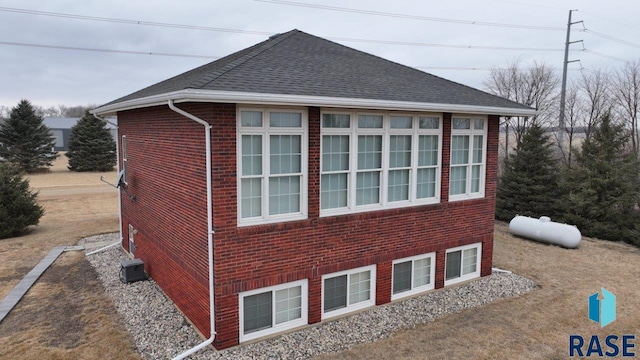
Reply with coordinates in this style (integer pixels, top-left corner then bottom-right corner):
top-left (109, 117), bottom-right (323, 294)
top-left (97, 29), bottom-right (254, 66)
top-left (0, 162), bottom-right (44, 239)
top-left (496, 123), bottom-right (561, 221)
top-left (564, 113), bottom-right (640, 245)
top-left (66, 112), bottom-right (116, 172)
top-left (0, 100), bottom-right (58, 173)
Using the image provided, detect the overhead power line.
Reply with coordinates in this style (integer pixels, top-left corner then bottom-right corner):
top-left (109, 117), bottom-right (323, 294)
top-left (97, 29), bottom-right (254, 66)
top-left (252, 0), bottom-right (566, 31)
top-left (583, 29), bottom-right (640, 49)
top-left (0, 40), bottom-right (219, 59)
top-left (0, 6), bottom-right (566, 53)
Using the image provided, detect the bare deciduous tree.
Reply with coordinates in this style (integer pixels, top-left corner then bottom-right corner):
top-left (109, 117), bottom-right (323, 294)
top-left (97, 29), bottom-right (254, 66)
top-left (562, 81), bottom-right (582, 167)
top-left (613, 60), bottom-right (640, 153)
top-left (484, 59), bottom-right (560, 161)
top-left (579, 69), bottom-right (612, 141)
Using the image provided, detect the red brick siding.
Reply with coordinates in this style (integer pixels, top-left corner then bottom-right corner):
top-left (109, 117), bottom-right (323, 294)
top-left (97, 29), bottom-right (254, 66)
top-left (117, 103), bottom-right (498, 350)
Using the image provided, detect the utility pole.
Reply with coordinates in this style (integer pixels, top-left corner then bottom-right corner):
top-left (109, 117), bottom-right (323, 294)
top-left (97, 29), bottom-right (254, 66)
top-left (558, 10), bottom-right (583, 155)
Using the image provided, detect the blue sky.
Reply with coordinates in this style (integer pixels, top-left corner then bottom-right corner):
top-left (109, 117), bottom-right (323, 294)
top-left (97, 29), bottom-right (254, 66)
top-left (0, 0), bottom-right (638, 108)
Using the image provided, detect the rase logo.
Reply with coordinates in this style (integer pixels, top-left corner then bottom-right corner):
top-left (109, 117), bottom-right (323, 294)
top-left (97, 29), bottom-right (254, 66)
top-left (569, 288), bottom-right (636, 357)
top-left (589, 287), bottom-right (616, 328)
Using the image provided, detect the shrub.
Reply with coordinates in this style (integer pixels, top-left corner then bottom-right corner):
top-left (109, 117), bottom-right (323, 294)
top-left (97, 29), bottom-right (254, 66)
top-left (0, 162), bottom-right (44, 239)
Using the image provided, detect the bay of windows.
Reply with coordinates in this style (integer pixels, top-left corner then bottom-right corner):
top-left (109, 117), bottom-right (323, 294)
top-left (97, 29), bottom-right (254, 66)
top-left (449, 117), bottom-right (487, 200)
top-left (320, 111), bottom-right (442, 216)
top-left (238, 108), bottom-right (307, 226)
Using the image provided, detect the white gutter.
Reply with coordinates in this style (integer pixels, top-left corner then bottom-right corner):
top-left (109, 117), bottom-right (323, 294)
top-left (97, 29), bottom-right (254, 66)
top-left (93, 113), bottom-right (124, 250)
top-left (93, 89), bottom-right (538, 118)
top-left (168, 100), bottom-right (216, 360)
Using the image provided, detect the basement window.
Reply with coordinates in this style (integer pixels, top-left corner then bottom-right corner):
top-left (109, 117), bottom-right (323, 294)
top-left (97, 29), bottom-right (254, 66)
top-left (444, 243), bottom-right (482, 286)
top-left (391, 252), bottom-right (435, 300)
top-left (239, 279), bottom-right (308, 342)
top-left (321, 265), bottom-right (376, 320)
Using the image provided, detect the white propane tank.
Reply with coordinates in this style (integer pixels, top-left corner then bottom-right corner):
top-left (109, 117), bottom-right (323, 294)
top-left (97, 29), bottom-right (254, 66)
top-left (509, 215), bottom-right (582, 249)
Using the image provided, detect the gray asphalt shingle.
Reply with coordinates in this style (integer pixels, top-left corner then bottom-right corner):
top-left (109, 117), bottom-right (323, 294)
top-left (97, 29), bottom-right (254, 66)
top-left (104, 29), bottom-right (530, 111)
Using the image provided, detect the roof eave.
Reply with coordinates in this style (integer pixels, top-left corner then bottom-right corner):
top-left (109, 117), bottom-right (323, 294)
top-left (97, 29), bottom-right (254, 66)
top-left (92, 89), bottom-right (538, 117)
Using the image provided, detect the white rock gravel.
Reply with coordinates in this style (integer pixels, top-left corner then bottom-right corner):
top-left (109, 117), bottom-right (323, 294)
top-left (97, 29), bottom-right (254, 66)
top-left (85, 233), bottom-right (536, 360)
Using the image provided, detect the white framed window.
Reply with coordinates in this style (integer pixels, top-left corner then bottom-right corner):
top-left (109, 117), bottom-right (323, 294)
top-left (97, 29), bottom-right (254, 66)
top-left (320, 110), bottom-right (442, 216)
top-left (321, 265), bottom-right (376, 320)
top-left (237, 108), bottom-right (308, 226)
top-left (239, 279), bottom-right (308, 342)
top-left (121, 135), bottom-right (128, 184)
top-left (449, 116), bottom-right (487, 201)
top-left (444, 243), bottom-right (482, 286)
top-left (391, 252), bottom-right (435, 300)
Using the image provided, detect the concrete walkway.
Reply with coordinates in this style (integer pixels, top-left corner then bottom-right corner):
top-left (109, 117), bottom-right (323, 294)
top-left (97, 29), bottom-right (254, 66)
top-left (0, 246), bottom-right (75, 323)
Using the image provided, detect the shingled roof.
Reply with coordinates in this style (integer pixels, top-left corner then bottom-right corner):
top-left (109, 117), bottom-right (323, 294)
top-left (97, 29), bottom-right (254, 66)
top-left (95, 29), bottom-right (534, 116)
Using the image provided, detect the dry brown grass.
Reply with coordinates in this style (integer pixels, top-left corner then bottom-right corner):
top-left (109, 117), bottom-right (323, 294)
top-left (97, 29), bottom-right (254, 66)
top-left (317, 222), bottom-right (640, 360)
top-left (0, 154), bottom-right (139, 359)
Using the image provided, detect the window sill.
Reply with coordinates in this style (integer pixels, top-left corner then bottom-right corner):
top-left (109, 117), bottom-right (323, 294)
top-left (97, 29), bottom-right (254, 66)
top-left (319, 197), bottom-right (440, 218)
top-left (448, 193), bottom-right (485, 203)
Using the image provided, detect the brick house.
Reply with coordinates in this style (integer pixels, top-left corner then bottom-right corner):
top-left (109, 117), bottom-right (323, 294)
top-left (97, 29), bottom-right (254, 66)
top-left (93, 29), bottom-right (534, 351)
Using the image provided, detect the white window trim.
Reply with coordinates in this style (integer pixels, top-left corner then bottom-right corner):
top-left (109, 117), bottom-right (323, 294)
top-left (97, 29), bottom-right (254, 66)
top-left (238, 279), bottom-right (308, 343)
top-left (449, 115), bottom-right (487, 202)
top-left (237, 107), bottom-right (308, 226)
top-left (321, 264), bottom-right (377, 320)
top-left (320, 109), bottom-right (442, 217)
top-left (391, 252), bottom-right (436, 301)
top-left (444, 242), bottom-right (482, 286)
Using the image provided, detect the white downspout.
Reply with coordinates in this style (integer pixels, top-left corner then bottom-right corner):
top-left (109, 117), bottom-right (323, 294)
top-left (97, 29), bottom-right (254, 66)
top-left (93, 113), bottom-right (124, 249)
top-left (168, 100), bottom-right (216, 359)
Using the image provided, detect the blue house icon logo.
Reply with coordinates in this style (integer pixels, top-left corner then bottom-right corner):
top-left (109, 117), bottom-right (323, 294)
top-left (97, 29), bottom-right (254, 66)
top-left (588, 288), bottom-right (616, 328)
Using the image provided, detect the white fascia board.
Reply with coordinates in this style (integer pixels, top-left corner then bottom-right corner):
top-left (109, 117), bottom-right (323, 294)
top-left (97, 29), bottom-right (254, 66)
top-left (92, 89), bottom-right (538, 117)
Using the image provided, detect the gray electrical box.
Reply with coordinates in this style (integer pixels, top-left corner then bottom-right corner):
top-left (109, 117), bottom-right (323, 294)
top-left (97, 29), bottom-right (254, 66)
top-left (120, 258), bottom-right (146, 284)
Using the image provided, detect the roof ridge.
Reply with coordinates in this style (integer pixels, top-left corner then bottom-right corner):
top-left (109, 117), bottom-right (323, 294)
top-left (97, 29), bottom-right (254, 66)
top-left (188, 30), bottom-right (300, 89)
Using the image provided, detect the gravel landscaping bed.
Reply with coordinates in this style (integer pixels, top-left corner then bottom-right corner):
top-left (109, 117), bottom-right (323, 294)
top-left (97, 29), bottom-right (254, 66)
top-left (85, 233), bottom-right (536, 360)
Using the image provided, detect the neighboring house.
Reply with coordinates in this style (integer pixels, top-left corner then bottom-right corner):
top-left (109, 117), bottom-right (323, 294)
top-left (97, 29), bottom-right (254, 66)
top-left (93, 29), bottom-right (535, 350)
top-left (44, 117), bottom-right (117, 151)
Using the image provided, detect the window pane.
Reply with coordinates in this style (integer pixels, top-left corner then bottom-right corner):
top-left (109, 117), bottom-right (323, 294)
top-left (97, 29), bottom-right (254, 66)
top-left (324, 275), bottom-right (347, 312)
top-left (473, 135), bottom-right (484, 163)
top-left (418, 135), bottom-right (438, 167)
top-left (389, 135), bottom-right (411, 168)
top-left (241, 111), bottom-right (263, 127)
top-left (393, 261), bottom-right (412, 294)
top-left (356, 171), bottom-right (380, 205)
top-left (322, 113), bottom-right (350, 128)
top-left (462, 248), bottom-right (478, 275)
top-left (451, 136), bottom-right (469, 165)
top-left (358, 114), bottom-right (383, 128)
top-left (413, 257), bottom-right (431, 287)
top-left (270, 135), bottom-right (301, 175)
top-left (452, 118), bottom-right (471, 129)
top-left (416, 168), bottom-right (436, 199)
top-left (241, 135), bottom-right (262, 176)
top-left (473, 118), bottom-right (485, 130)
top-left (357, 135), bottom-right (382, 170)
top-left (471, 165), bottom-right (482, 193)
top-left (446, 251), bottom-right (462, 280)
top-left (390, 116), bottom-right (413, 129)
top-left (322, 135), bottom-right (349, 172)
top-left (450, 166), bottom-right (467, 196)
top-left (275, 286), bottom-right (302, 324)
top-left (241, 178), bottom-right (262, 218)
top-left (349, 271), bottom-right (371, 304)
top-left (269, 176), bottom-right (301, 215)
top-left (419, 117), bottom-right (439, 129)
top-left (388, 169), bottom-right (409, 202)
top-left (270, 112), bottom-right (302, 127)
top-left (244, 292), bottom-right (272, 334)
top-left (321, 174), bottom-right (348, 209)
